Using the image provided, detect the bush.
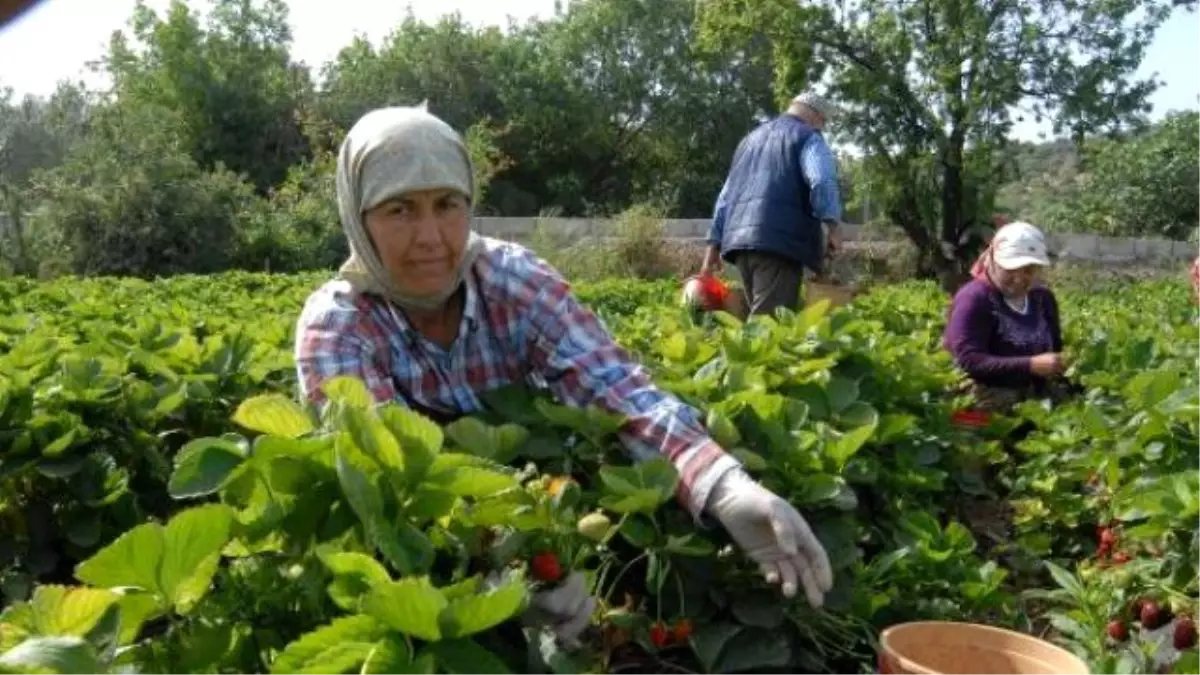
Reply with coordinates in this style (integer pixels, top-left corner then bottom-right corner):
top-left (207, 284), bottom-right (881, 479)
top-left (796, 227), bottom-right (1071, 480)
top-left (527, 204), bottom-right (692, 281)
top-left (233, 150), bottom-right (346, 273)
top-left (25, 103), bottom-right (253, 278)
top-left (1037, 112), bottom-right (1199, 239)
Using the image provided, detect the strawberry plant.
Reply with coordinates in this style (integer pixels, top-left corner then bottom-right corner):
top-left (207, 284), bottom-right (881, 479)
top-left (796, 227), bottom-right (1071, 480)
top-left (0, 272), bottom-right (1195, 674)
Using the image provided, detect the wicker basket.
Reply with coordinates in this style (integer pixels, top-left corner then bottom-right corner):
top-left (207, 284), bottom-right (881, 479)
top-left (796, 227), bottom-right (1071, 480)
top-left (804, 280), bottom-right (860, 308)
top-left (803, 245), bottom-right (864, 308)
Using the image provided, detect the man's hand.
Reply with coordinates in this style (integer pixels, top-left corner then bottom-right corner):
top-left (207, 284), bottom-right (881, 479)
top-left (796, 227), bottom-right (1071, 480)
top-left (1030, 352), bottom-right (1066, 377)
top-left (822, 221), bottom-right (842, 254)
top-left (706, 468), bottom-right (834, 608)
top-left (701, 244), bottom-right (723, 275)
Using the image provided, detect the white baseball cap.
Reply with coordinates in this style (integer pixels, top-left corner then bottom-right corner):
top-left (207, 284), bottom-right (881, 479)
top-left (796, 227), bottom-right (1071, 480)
top-left (992, 221), bottom-right (1050, 270)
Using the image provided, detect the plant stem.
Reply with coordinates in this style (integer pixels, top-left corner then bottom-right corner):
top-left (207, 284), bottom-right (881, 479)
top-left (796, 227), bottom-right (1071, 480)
top-left (602, 551), bottom-right (649, 607)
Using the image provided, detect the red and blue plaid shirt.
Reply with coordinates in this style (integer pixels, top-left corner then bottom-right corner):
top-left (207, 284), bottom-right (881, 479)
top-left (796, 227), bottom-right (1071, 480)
top-left (294, 237), bottom-right (738, 516)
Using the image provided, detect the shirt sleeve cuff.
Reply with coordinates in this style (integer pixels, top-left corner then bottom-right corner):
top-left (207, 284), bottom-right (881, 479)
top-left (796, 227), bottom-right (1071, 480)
top-left (707, 224), bottom-right (724, 247)
top-left (674, 440), bottom-right (741, 520)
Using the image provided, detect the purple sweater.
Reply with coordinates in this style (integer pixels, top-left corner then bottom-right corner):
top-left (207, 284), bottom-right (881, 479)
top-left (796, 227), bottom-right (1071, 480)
top-left (943, 279), bottom-right (1063, 389)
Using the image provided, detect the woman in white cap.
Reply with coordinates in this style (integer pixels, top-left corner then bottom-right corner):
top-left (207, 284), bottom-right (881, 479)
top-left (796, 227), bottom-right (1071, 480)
top-left (943, 221), bottom-right (1072, 412)
top-left (293, 105), bottom-right (833, 647)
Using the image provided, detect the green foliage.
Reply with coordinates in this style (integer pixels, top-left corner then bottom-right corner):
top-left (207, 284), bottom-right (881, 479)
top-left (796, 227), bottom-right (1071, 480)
top-left (994, 139), bottom-right (1083, 233)
top-left (463, 119), bottom-right (513, 208)
top-left (103, 0), bottom-right (310, 192)
top-left (2, 271), bottom-right (1195, 673)
top-left (24, 102), bottom-right (254, 277)
top-left (0, 82), bottom-right (91, 275)
top-left (2, 0), bottom-right (1196, 282)
top-left (1064, 112), bottom-right (1199, 240)
top-left (695, 0), bottom-right (1190, 278)
top-left (233, 140), bottom-right (343, 273)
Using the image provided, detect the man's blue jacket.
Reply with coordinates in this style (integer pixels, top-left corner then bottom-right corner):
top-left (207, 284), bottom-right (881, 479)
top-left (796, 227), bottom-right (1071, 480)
top-left (708, 115), bottom-right (840, 272)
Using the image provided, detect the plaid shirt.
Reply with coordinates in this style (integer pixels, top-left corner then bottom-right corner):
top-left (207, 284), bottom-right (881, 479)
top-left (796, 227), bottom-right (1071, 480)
top-left (294, 237), bottom-right (738, 516)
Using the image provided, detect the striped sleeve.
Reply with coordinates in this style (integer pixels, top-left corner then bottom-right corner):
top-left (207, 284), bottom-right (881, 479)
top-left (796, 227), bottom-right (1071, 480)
top-left (507, 250), bottom-right (740, 518)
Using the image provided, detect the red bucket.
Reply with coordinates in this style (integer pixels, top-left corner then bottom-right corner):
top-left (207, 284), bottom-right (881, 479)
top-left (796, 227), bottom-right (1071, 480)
top-left (683, 274), bottom-right (740, 314)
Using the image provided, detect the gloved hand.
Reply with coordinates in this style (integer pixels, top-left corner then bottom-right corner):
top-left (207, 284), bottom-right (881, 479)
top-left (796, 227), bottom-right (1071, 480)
top-left (495, 570), bottom-right (595, 649)
top-left (706, 468), bottom-right (834, 608)
top-left (530, 572), bottom-right (596, 648)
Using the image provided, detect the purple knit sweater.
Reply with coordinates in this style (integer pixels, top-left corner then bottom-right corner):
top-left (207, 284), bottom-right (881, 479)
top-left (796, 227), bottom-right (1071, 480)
top-left (942, 279), bottom-right (1063, 389)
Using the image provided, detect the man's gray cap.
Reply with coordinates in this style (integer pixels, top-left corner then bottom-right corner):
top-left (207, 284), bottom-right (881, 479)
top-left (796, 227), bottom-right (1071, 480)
top-left (791, 92), bottom-right (836, 123)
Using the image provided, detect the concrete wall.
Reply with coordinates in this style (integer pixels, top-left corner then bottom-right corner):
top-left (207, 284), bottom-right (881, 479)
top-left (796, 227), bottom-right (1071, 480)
top-left (1, 211), bottom-right (1190, 266)
top-left (474, 217), bottom-right (1197, 264)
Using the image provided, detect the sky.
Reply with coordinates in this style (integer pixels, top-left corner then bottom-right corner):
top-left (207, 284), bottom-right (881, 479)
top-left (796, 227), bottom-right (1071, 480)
top-left (0, 0), bottom-right (1197, 144)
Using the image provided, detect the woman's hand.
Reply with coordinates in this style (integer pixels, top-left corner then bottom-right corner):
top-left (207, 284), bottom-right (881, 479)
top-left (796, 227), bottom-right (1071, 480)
top-left (1030, 352), bottom-right (1066, 377)
top-left (523, 572), bottom-right (596, 649)
top-left (705, 468), bottom-right (834, 608)
top-left (483, 569), bottom-right (595, 649)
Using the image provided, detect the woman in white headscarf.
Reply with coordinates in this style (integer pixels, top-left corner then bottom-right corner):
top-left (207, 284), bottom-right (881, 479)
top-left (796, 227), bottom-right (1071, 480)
top-left (294, 105), bottom-right (833, 647)
top-left (943, 220), bottom-right (1078, 412)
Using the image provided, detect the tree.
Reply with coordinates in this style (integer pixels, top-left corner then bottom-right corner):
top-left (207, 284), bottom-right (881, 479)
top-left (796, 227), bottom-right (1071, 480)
top-left (0, 82), bottom-right (92, 275)
top-left (1064, 111), bottom-right (1199, 240)
top-left (317, 0), bottom-right (778, 218)
top-left (994, 139), bottom-right (1081, 230)
top-left (319, 13), bottom-right (534, 213)
top-left (697, 0), bottom-right (1195, 285)
top-left (102, 0), bottom-right (312, 193)
top-left (540, 0), bottom-right (777, 216)
top-left (26, 102), bottom-right (253, 277)
top-left (318, 13), bottom-right (512, 134)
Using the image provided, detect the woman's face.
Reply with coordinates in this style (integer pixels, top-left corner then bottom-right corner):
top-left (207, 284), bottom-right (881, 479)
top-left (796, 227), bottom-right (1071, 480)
top-left (363, 188), bottom-right (470, 298)
top-left (991, 261), bottom-right (1042, 297)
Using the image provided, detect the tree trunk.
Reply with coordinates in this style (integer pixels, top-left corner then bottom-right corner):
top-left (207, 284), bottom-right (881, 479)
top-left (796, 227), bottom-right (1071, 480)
top-left (0, 191), bottom-right (32, 276)
top-left (936, 126), bottom-right (972, 293)
top-left (888, 192), bottom-right (964, 291)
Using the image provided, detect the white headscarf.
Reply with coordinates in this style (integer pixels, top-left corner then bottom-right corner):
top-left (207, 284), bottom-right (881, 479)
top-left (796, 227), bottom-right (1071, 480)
top-left (335, 104), bottom-right (484, 310)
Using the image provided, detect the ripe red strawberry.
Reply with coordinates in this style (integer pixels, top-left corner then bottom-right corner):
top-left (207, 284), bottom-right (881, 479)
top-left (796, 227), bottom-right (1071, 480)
top-left (1108, 620), bottom-right (1129, 642)
top-left (1099, 527), bottom-right (1117, 548)
top-left (1141, 601), bottom-right (1167, 630)
top-left (950, 410), bottom-right (990, 429)
top-left (649, 621), bottom-right (670, 648)
top-left (1112, 551), bottom-right (1131, 565)
top-left (530, 551), bottom-right (563, 583)
top-left (673, 619), bottom-right (693, 643)
top-left (1174, 617), bottom-right (1197, 650)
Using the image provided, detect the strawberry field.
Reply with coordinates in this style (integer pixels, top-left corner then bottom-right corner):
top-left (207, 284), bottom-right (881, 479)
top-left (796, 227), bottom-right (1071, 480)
top-left (0, 271), bottom-right (1196, 675)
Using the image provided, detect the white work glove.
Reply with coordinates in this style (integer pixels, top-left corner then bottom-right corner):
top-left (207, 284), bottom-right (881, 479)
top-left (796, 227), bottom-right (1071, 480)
top-left (492, 570), bottom-right (595, 649)
top-left (706, 468), bottom-right (834, 608)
